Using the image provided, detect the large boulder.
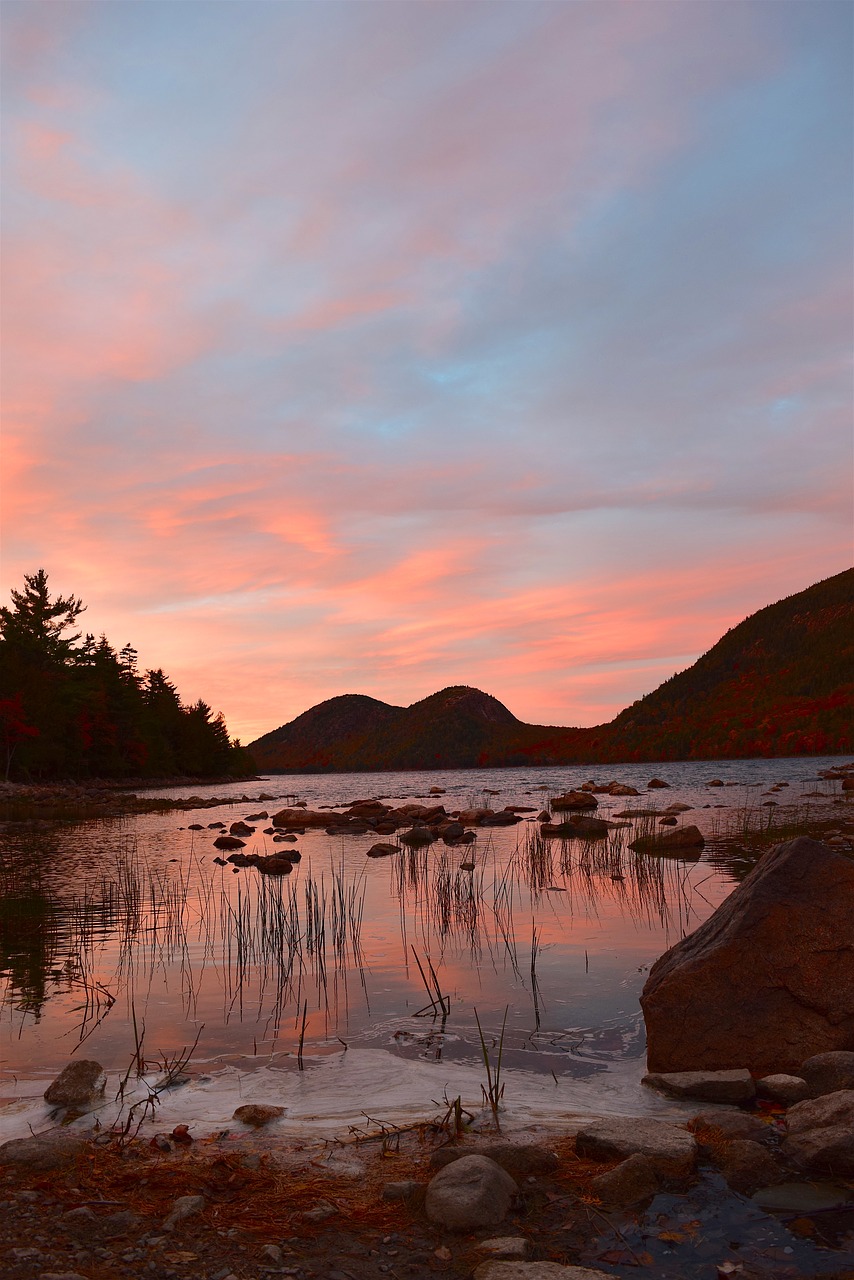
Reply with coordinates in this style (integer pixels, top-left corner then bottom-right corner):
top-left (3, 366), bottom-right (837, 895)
top-left (641, 838), bottom-right (854, 1073)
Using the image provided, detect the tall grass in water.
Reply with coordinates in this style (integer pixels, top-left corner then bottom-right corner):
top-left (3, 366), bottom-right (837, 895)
top-left (474, 1005), bottom-right (507, 1131)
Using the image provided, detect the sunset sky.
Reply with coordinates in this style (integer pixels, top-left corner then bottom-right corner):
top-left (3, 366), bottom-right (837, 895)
top-left (2, 0), bottom-right (852, 744)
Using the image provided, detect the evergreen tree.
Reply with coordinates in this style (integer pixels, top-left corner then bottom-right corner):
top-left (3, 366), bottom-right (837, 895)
top-left (0, 571), bottom-right (254, 780)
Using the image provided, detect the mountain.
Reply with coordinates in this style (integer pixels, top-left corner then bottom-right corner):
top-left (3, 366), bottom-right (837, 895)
top-left (250, 685), bottom-right (520, 771)
top-left (249, 569), bottom-right (854, 771)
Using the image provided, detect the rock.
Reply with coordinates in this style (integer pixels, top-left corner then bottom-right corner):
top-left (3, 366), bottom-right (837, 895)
top-left (665, 802), bottom-right (692, 812)
top-left (691, 1110), bottom-right (772, 1145)
top-left (473, 1265), bottom-right (614, 1280)
top-left (642, 1069), bottom-right (755, 1104)
top-left (62, 1206), bottom-right (97, 1230)
top-left (214, 835), bottom-right (245, 850)
top-left (659, 816), bottom-right (678, 825)
top-left (382, 1180), bottom-right (420, 1201)
top-left (641, 837), bottom-right (854, 1073)
top-left (631, 825), bottom-right (705, 854)
top-left (400, 826), bottom-right (434, 845)
top-left (476, 1238), bottom-right (530, 1260)
top-left (714, 1139), bottom-right (785, 1196)
top-left (574, 1117), bottom-right (696, 1178)
top-left (799, 1050), bottom-right (854, 1097)
top-left (756, 1074), bottom-right (810, 1106)
top-left (233, 1104), bottom-right (285, 1127)
top-left (781, 1090), bottom-right (854, 1175)
top-left (302, 1199), bottom-right (337, 1222)
top-left (44, 1060), bottom-right (106, 1108)
top-left (648, 778), bottom-right (670, 788)
top-left (261, 1244), bottom-right (284, 1264)
top-left (162, 1194), bottom-right (205, 1231)
top-left (366, 842), bottom-right (400, 857)
top-left (256, 854), bottom-right (293, 875)
top-left (608, 783), bottom-right (639, 796)
top-left (752, 1181), bottom-right (853, 1212)
top-left (229, 822), bottom-right (254, 836)
top-left (425, 1154), bottom-right (517, 1231)
top-left (588, 1153), bottom-right (659, 1206)
top-left (428, 1143), bottom-right (558, 1178)
top-left (708, 779), bottom-right (725, 787)
top-left (440, 821), bottom-right (465, 842)
top-left (456, 808), bottom-right (494, 824)
top-left (271, 807), bottom-right (343, 827)
top-left (481, 1143), bottom-right (559, 1178)
top-left (551, 791), bottom-right (598, 811)
top-left (537, 810), bottom-right (551, 822)
top-left (541, 817), bottom-right (611, 839)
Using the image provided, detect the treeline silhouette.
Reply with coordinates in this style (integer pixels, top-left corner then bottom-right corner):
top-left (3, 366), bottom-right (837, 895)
top-left (0, 570), bottom-right (254, 781)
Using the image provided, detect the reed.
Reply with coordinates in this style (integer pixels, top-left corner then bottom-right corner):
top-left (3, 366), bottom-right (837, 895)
top-left (474, 1005), bottom-right (507, 1131)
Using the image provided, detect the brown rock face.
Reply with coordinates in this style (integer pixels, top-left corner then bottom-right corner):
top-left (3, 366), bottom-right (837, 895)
top-left (641, 838), bottom-right (854, 1073)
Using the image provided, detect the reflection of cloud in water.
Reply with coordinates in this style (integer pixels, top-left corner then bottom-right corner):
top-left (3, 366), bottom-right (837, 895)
top-left (0, 758), bottom-right (841, 1106)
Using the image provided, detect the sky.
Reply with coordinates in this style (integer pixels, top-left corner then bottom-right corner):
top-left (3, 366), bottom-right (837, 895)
top-left (2, 0), bottom-right (852, 744)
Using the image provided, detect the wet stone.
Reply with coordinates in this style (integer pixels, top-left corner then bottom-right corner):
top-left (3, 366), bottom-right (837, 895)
top-left (232, 1103), bottom-right (285, 1127)
top-left (44, 1060), bottom-right (106, 1108)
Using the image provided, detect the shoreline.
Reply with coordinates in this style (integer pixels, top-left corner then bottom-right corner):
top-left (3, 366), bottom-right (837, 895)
top-left (2, 1082), bottom-right (852, 1280)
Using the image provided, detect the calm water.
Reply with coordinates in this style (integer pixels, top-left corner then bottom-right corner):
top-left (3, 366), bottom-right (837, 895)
top-left (0, 756), bottom-right (848, 1133)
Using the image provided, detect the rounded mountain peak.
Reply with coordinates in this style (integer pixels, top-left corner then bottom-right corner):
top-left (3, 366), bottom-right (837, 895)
top-left (408, 685), bottom-right (519, 725)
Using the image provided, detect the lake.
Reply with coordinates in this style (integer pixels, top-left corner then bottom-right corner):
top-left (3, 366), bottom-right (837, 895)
top-left (1, 756), bottom-right (849, 1139)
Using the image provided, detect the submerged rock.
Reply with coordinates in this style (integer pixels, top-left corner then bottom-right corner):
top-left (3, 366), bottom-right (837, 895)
top-left (588, 1153), bottom-right (659, 1206)
top-left (713, 1138), bottom-right (784, 1196)
top-left (641, 837), bottom-right (854, 1073)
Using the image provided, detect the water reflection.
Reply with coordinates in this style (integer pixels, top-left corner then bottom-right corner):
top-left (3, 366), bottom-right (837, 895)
top-left (1, 755), bottom-right (845, 1082)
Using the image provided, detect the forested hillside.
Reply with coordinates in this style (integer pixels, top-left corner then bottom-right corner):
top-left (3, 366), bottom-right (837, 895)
top-left (251, 569), bottom-right (854, 770)
top-left (0, 571), bottom-right (254, 781)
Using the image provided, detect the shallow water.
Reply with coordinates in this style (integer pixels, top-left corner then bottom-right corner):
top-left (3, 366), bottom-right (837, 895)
top-left (0, 755), bottom-right (848, 1137)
